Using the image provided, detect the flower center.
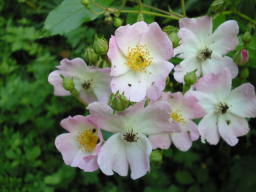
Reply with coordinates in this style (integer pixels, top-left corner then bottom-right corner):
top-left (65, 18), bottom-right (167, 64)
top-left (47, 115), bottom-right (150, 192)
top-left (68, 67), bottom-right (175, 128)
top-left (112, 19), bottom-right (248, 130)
top-left (197, 48), bottom-right (212, 61)
top-left (170, 111), bottom-right (185, 123)
top-left (126, 44), bottom-right (152, 72)
top-left (217, 103), bottom-right (229, 114)
top-left (82, 79), bottom-right (93, 90)
top-left (122, 129), bottom-right (138, 143)
top-left (77, 129), bottom-right (99, 152)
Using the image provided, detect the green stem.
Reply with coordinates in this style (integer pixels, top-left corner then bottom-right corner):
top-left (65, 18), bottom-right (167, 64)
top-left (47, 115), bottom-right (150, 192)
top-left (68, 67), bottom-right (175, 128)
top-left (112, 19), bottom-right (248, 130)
top-left (181, 0), bottom-right (186, 16)
top-left (217, 10), bottom-right (256, 25)
top-left (119, 9), bottom-right (180, 20)
top-left (142, 3), bottom-right (183, 18)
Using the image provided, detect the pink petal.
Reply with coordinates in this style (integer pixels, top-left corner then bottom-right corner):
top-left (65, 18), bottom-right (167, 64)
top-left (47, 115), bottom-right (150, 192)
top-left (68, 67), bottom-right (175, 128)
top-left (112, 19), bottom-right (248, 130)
top-left (146, 60), bottom-right (174, 100)
top-left (57, 58), bottom-right (88, 77)
top-left (175, 28), bottom-right (200, 58)
top-left (83, 155), bottom-right (99, 172)
top-left (48, 70), bottom-right (70, 96)
top-left (141, 22), bottom-right (173, 60)
top-left (183, 93), bottom-right (206, 119)
top-left (108, 36), bottom-right (129, 76)
top-left (87, 102), bottom-right (123, 133)
top-left (111, 71), bottom-right (147, 102)
top-left (97, 133), bottom-right (128, 176)
top-left (115, 21), bottom-right (148, 55)
top-left (171, 132), bottom-right (192, 151)
top-left (198, 113), bottom-right (219, 145)
top-left (211, 20), bottom-right (239, 55)
top-left (60, 115), bottom-right (94, 133)
top-left (179, 16), bottom-right (212, 41)
top-left (126, 101), bottom-right (174, 135)
top-left (202, 55), bottom-right (238, 79)
top-left (55, 133), bottom-right (79, 166)
top-left (149, 134), bottom-right (171, 149)
top-left (228, 83), bottom-right (256, 118)
top-left (184, 120), bottom-right (200, 141)
top-left (126, 134), bottom-right (152, 180)
top-left (195, 68), bottom-right (232, 98)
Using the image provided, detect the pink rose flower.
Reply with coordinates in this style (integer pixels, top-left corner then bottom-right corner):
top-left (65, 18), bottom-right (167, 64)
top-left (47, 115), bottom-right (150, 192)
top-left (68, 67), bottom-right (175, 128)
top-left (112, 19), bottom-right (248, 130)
top-left (88, 101), bottom-right (174, 179)
top-left (190, 68), bottom-right (256, 146)
top-left (108, 21), bottom-right (174, 102)
top-left (55, 115), bottom-right (103, 172)
top-left (149, 92), bottom-right (205, 151)
top-left (174, 16), bottom-right (239, 83)
top-left (48, 58), bottom-right (111, 104)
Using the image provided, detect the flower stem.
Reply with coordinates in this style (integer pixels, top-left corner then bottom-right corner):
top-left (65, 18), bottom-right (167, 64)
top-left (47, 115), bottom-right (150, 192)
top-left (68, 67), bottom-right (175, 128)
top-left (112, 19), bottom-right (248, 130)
top-left (119, 9), bottom-right (181, 20)
top-left (181, 0), bottom-right (186, 16)
top-left (217, 10), bottom-right (256, 25)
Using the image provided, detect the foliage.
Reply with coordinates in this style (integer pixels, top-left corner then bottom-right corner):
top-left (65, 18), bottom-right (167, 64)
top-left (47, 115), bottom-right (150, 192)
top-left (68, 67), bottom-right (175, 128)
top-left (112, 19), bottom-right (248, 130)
top-left (1, 0), bottom-right (256, 191)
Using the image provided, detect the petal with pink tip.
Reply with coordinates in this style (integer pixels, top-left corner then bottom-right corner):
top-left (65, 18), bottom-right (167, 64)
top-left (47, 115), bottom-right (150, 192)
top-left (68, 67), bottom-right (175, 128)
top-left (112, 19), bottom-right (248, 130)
top-left (48, 71), bottom-right (70, 96)
top-left (60, 115), bottom-right (94, 133)
top-left (211, 20), bottom-right (239, 55)
top-left (55, 133), bottom-right (79, 166)
top-left (126, 134), bottom-right (152, 180)
top-left (97, 133), bottom-right (128, 177)
top-left (128, 101), bottom-right (174, 135)
top-left (87, 102), bottom-right (123, 133)
top-left (108, 36), bottom-right (129, 76)
top-left (115, 21), bottom-right (148, 55)
top-left (195, 68), bottom-right (232, 99)
top-left (171, 132), bottom-right (192, 151)
top-left (148, 134), bottom-right (171, 149)
top-left (228, 83), bottom-right (256, 118)
top-left (179, 16), bottom-right (212, 41)
top-left (198, 113), bottom-right (219, 145)
top-left (141, 22), bottom-right (173, 60)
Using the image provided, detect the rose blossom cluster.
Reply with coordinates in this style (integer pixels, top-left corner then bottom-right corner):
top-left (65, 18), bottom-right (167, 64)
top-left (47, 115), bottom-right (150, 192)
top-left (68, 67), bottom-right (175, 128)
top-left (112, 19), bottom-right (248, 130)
top-left (48, 16), bottom-right (256, 179)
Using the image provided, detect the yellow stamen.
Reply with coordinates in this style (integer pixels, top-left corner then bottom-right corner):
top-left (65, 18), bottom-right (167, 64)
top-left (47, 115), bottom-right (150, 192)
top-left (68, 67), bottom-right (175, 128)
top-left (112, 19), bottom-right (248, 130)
top-left (126, 44), bottom-right (152, 72)
top-left (170, 111), bottom-right (185, 123)
top-left (77, 129), bottom-right (99, 152)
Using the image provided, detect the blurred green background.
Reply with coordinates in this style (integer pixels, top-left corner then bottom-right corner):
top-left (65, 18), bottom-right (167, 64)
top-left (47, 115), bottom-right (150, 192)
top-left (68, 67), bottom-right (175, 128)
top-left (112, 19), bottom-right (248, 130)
top-left (1, 0), bottom-right (256, 191)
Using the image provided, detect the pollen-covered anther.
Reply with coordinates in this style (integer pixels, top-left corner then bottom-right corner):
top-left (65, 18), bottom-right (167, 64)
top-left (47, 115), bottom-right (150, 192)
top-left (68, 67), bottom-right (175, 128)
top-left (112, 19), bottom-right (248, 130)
top-left (77, 129), bottom-right (99, 152)
top-left (123, 130), bottom-right (138, 143)
top-left (170, 111), bottom-right (185, 123)
top-left (126, 44), bottom-right (152, 72)
top-left (197, 48), bottom-right (212, 61)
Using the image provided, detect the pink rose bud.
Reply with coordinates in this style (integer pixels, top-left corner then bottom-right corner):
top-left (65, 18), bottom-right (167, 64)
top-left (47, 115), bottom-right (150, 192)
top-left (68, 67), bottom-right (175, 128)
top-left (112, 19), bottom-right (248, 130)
top-left (240, 49), bottom-right (249, 65)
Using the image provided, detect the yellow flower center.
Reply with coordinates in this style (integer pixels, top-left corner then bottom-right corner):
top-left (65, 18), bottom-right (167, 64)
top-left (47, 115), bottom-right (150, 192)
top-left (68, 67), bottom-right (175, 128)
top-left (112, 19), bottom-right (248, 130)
top-left (170, 111), bottom-right (185, 123)
top-left (77, 129), bottom-right (99, 152)
top-left (126, 44), bottom-right (152, 72)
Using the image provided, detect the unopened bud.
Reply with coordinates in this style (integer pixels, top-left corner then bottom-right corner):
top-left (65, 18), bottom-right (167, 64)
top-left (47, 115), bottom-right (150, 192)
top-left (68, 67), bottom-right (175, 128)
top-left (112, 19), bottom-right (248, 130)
top-left (62, 76), bottom-right (75, 92)
top-left (84, 47), bottom-right (99, 64)
top-left (114, 17), bottom-right (123, 27)
top-left (240, 68), bottom-right (249, 79)
top-left (93, 36), bottom-right (108, 55)
top-left (150, 150), bottom-right (163, 163)
top-left (137, 13), bottom-right (144, 21)
top-left (104, 16), bottom-right (113, 24)
top-left (242, 32), bottom-right (251, 45)
top-left (234, 49), bottom-right (249, 66)
top-left (81, 0), bottom-right (90, 8)
top-left (109, 92), bottom-right (130, 112)
top-left (163, 26), bottom-right (179, 47)
top-left (184, 70), bottom-right (197, 86)
top-left (210, 0), bottom-right (224, 12)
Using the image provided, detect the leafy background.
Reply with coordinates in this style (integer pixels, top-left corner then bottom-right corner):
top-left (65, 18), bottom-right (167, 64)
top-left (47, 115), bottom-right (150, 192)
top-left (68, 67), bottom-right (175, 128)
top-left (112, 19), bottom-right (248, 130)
top-left (1, 0), bottom-right (256, 191)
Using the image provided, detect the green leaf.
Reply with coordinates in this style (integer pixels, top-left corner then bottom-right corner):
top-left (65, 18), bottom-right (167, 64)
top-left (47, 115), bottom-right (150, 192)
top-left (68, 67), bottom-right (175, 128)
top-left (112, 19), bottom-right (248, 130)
top-left (175, 170), bottom-right (194, 185)
top-left (26, 146), bottom-right (41, 161)
top-left (44, 0), bottom-right (98, 35)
